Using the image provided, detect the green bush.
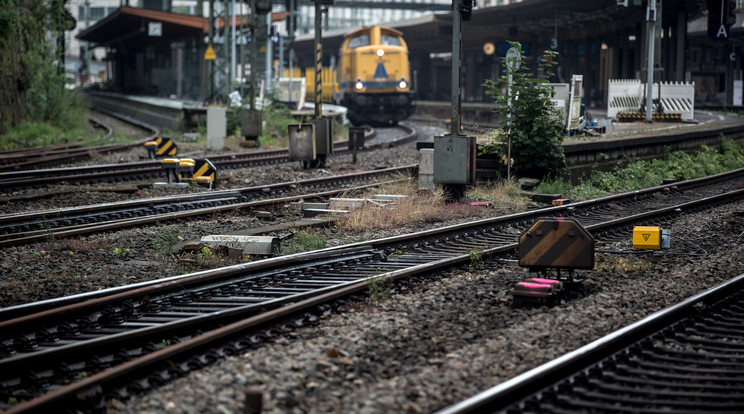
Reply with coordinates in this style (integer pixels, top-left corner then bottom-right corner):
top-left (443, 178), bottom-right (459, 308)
top-left (482, 41), bottom-right (566, 180)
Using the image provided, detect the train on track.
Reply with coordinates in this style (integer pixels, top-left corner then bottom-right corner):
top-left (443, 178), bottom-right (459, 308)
top-left (333, 25), bottom-right (415, 126)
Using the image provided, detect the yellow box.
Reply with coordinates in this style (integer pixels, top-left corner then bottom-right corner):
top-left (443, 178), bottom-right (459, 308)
top-left (633, 226), bottom-right (661, 249)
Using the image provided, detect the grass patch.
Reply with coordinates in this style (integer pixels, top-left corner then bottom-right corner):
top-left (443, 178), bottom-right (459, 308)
top-left (536, 139), bottom-right (744, 200)
top-left (367, 273), bottom-right (393, 303)
top-left (336, 179), bottom-right (531, 231)
top-left (279, 230), bottom-right (327, 255)
top-left (336, 181), bottom-right (446, 231)
top-left (0, 91), bottom-right (103, 151)
top-left (468, 180), bottom-right (530, 212)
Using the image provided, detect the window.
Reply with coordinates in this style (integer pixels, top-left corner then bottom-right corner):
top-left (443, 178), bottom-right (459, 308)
top-left (78, 6), bottom-right (106, 21)
top-left (380, 34), bottom-right (401, 46)
top-left (348, 35), bottom-right (369, 48)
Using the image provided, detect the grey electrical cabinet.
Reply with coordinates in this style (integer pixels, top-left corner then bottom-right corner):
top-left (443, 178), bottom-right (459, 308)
top-left (433, 135), bottom-right (476, 185)
top-left (288, 123), bottom-right (316, 161)
top-left (310, 118), bottom-right (333, 155)
top-left (241, 108), bottom-right (262, 141)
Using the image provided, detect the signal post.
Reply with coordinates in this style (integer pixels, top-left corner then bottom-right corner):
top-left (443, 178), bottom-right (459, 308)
top-left (433, 0), bottom-right (476, 200)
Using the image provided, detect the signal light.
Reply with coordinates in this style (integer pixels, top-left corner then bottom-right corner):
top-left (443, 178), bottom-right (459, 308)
top-left (460, 0), bottom-right (474, 21)
top-left (376, 49), bottom-right (384, 57)
top-left (354, 79), bottom-right (364, 90)
top-left (398, 79), bottom-right (408, 89)
top-left (726, 0), bottom-right (737, 25)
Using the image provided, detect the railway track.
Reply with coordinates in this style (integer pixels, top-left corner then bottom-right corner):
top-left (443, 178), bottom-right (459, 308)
top-left (0, 165), bottom-right (416, 247)
top-left (2, 167), bottom-right (744, 412)
top-left (437, 271), bottom-right (744, 414)
top-left (0, 117), bottom-right (142, 173)
top-left (0, 124), bottom-right (415, 190)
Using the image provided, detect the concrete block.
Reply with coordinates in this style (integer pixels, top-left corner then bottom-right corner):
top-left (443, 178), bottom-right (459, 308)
top-left (207, 107), bottom-right (227, 151)
top-left (301, 202), bottom-right (330, 210)
top-left (201, 235), bottom-right (278, 256)
top-left (329, 198), bottom-right (366, 209)
top-left (153, 182), bottom-right (190, 189)
top-left (303, 208), bottom-right (349, 218)
top-left (419, 148), bottom-right (434, 175)
top-left (372, 194), bottom-right (408, 202)
top-left (419, 173), bottom-right (435, 192)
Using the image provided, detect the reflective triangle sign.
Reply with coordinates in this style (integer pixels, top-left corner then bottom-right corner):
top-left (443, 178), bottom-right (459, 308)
top-left (373, 63), bottom-right (388, 79)
top-left (204, 45), bottom-right (216, 60)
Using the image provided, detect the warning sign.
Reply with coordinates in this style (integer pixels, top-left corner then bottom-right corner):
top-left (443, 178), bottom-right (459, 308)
top-left (373, 63), bottom-right (388, 79)
top-left (204, 45), bottom-right (216, 60)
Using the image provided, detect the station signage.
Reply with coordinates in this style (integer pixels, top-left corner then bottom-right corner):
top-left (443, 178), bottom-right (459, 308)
top-left (148, 22), bottom-right (162, 37)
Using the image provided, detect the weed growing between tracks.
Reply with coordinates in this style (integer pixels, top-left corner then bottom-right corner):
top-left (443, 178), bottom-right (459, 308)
top-left (279, 230), bottom-right (327, 255)
top-left (153, 223), bottom-right (181, 265)
top-left (367, 272), bottom-right (393, 303)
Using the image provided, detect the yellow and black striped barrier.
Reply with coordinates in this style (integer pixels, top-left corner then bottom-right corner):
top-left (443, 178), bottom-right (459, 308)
top-left (145, 136), bottom-right (178, 158)
top-left (617, 112), bottom-right (682, 123)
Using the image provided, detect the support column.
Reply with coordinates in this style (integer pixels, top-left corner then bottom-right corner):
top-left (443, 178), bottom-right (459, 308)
top-left (675, 8), bottom-right (686, 82)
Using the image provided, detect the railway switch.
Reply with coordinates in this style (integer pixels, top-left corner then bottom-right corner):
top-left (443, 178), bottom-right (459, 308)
top-left (632, 226), bottom-right (670, 249)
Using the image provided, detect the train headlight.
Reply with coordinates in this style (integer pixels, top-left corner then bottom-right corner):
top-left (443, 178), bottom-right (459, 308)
top-left (376, 49), bottom-right (384, 57)
top-left (398, 78), bottom-right (408, 89)
top-left (354, 79), bottom-right (364, 90)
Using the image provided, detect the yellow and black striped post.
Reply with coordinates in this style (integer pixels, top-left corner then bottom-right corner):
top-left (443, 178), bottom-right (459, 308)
top-left (314, 0), bottom-right (323, 120)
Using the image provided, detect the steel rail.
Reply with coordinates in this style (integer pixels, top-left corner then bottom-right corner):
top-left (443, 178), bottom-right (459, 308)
top-left (3, 165), bottom-right (743, 320)
top-left (435, 272), bottom-right (744, 414)
top-left (0, 124), bottom-right (400, 190)
top-left (4, 186), bottom-right (744, 413)
top-left (0, 165), bottom-right (415, 247)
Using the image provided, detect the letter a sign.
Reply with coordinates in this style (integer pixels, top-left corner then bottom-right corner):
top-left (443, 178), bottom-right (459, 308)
top-left (715, 24), bottom-right (729, 39)
top-left (708, 0), bottom-right (733, 41)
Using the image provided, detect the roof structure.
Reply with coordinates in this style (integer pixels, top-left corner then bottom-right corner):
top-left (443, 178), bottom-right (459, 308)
top-left (77, 6), bottom-right (289, 46)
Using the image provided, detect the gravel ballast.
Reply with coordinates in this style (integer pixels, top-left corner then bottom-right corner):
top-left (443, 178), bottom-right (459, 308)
top-left (106, 203), bottom-right (744, 413)
top-left (3, 119), bottom-right (744, 413)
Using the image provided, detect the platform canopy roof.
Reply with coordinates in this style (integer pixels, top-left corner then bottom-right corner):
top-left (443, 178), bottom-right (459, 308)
top-left (291, 0), bottom-right (707, 58)
top-left (78, 6), bottom-right (289, 47)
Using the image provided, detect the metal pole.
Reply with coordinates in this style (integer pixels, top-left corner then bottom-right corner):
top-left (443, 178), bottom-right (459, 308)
top-left (208, 0), bottom-right (215, 101)
top-left (645, 1), bottom-right (656, 122)
top-left (230, 0), bottom-right (236, 85)
top-left (314, 1), bottom-right (322, 119)
top-left (249, 0), bottom-right (256, 109)
top-left (266, 12), bottom-right (272, 92)
top-left (507, 72), bottom-right (512, 181)
top-left (450, 0), bottom-right (462, 135)
top-left (239, 2), bottom-right (244, 97)
top-left (289, 49), bottom-right (294, 103)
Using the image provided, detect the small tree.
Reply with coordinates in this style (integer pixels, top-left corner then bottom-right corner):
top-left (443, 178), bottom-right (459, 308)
top-left (482, 42), bottom-right (567, 180)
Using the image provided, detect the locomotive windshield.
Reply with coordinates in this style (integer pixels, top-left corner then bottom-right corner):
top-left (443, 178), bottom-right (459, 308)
top-left (380, 34), bottom-right (401, 46)
top-left (348, 35), bottom-right (370, 49)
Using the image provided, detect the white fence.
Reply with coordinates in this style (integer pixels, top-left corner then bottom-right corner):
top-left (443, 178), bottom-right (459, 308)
top-left (607, 79), bottom-right (695, 120)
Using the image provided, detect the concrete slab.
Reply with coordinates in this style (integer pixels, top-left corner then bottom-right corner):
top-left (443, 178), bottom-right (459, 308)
top-left (200, 235), bottom-right (279, 256)
top-left (153, 182), bottom-right (190, 189)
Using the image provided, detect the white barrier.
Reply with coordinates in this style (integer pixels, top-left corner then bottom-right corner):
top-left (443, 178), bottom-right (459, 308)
top-left (607, 79), bottom-right (695, 120)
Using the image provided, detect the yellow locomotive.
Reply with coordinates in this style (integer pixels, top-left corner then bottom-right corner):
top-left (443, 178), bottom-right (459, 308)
top-left (333, 25), bottom-right (415, 126)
